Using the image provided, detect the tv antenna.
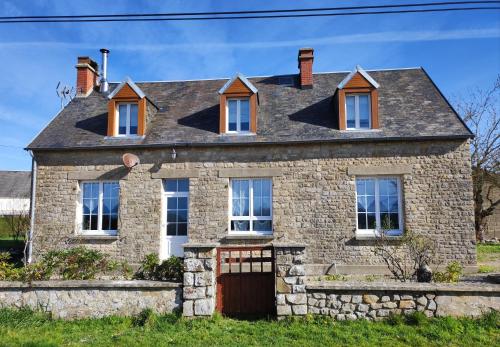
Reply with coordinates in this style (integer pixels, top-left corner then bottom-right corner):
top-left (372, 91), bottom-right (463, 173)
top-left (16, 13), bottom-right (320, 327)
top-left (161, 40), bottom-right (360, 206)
top-left (56, 82), bottom-right (75, 109)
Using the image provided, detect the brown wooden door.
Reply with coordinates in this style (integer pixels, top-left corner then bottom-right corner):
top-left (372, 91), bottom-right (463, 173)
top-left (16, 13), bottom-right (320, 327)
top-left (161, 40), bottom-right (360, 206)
top-left (216, 247), bottom-right (275, 317)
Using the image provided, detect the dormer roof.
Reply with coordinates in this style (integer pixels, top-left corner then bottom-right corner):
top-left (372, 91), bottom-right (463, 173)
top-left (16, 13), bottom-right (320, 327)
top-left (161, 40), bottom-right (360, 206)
top-left (218, 73), bottom-right (258, 95)
top-left (107, 76), bottom-right (146, 99)
top-left (337, 65), bottom-right (380, 90)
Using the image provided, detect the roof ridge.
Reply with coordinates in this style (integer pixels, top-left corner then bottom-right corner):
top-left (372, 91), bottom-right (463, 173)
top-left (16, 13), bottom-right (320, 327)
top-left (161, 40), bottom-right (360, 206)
top-left (109, 67), bottom-right (422, 85)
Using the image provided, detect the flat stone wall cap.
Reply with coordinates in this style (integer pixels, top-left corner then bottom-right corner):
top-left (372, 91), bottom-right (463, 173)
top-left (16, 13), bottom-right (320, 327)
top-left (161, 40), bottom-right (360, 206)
top-left (272, 242), bottom-right (307, 248)
top-left (182, 242), bottom-right (219, 248)
top-left (306, 281), bottom-right (500, 294)
top-left (0, 280), bottom-right (181, 289)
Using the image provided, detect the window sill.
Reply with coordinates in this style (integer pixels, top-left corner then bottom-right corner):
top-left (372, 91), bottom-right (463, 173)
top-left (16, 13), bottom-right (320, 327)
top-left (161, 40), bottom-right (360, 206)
top-left (220, 132), bottom-right (256, 136)
top-left (71, 234), bottom-right (119, 241)
top-left (225, 234), bottom-right (274, 241)
top-left (342, 129), bottom-right (381, 132)
top-left (103, 135), bottom-right (145, 140)
top-left (355, 231), bottom-right (403, 241)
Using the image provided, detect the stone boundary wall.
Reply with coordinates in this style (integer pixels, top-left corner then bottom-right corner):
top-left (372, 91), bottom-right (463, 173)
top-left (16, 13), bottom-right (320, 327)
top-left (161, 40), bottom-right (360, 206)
top-left (0, 280), bottom-right (181, 319)
top-left (302, 282), bottom-right (500, 320)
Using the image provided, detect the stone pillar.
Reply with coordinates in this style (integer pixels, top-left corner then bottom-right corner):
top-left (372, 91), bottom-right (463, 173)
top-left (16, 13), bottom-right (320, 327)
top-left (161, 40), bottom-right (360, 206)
top-left (182, 244), bottom-right (217, 317)
top-left (274, 244), bottom-right (307, 318)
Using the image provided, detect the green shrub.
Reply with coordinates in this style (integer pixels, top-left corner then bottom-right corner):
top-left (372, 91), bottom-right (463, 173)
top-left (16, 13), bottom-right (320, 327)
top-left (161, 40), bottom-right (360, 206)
top-left (404, 311), bottom-right (428, 326)
top-left (433, 261), bottom-right (463, 283)
top-left (132, 308), bottom-right (157, 327)
top-left (42, 247), bottom-right (117, 280)
top-left (478, 265), bottom-right (495, 273)
top-left (135, 254), bottom-right (183, 282)
top-left (0, 252), bottom-right (22, 281)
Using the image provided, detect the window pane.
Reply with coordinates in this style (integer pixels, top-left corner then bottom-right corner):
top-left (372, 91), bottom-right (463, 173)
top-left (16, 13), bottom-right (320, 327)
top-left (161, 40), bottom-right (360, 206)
top-left (232, 180), bottom-right (240, 199)
top-left (389, 196), bottom-right (399, 212)
top-left (390, 214), bottom-right (400, 230)
top-left (110, 215), bottom-right (118, 230)
top-left (380, 213), bottom-right (391, 229)
top-left (240, 99), bottom-right (250, 131)
top-left (357, 213), bottom-right (367, 229)
top-left (178, 210), bottom-right (188, 223)
top-left (177, 179), bottom-right (189, 192)
top-left (129, 104), bottom-right (138, 134)
top-left (83, 215), bottom-right (90, 230)
top-left (253, 197), bottom-right (262, 216)
top-left (262, 197), bottom-right (271, 216)
top-left (178, 223), bottom-right (187, 236)
top-left (262, 179), bottom-right (271, 197)
top-left (167, 224), bottom-right (176, 236)
top-left (380, 196), bottom-right (389, 212)
top-left (253, 179), bottom-right (262, 197)
top-left (359, 95), bottom-right (370, 128)
top-left (253, 220), bottom-right (272, 232)
top-left (231, 220), bottom-right (250, 232)
top-left (356, 180), bottom-right (365, 195)
top-left (167, 197), bottom-right (177, 210)
top-left (167, 211), bottom-right (177, 223)
top-left (379, 179), bottom-right (389, 196)
top-left (90, 216), bottom-right (98, 230)
top-left (165, 180), bottom-right (177, 193)
top-left (232, 198), bottom-right (240, 216)
top-left (241, 198), bottom-right (249, 216)
top-left (83, 199), bottom-right (91, 214)
top-left (118, 105), bottom-right (127, 134)
top-left (240, 180), bottom-right (249, 198)
top-left (102, 215), bottom-right (110, 230)
top-left (367, 213), bottom-right (376, 229)
top-left (103, 198), bottom-right (111, 214)
top-left (228, 100), bottom-right (237, 131)
top-left (365, 180), bottom-right (375, 195)
top-left (346, 96), bottom-right (356, 128)
top-left (387, 179), bottom-right (398, 195)
top-left (357, 197), bottom-right (366, 213)
top-left (367, 195), bottom-right (376, 213)
top-left (178, 197), bottom-right (188, 210)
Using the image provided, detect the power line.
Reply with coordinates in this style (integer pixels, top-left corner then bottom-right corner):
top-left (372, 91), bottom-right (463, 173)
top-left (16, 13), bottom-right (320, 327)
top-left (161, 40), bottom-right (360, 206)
top-left (0, 2), bottom-right (498, 24)
top-left (0, 1), bottom-right (498, 20)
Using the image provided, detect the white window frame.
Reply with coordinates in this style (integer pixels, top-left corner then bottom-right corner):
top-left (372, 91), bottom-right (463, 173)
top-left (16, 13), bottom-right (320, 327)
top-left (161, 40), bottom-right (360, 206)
top-left (78, 181), bottom-right (119, 236)
top-left (163, 179), bottom-right (190, 237)
top-left (228, 178), bottom-right (273, 235)
top-left (116, 102), bottom-right (139, 136)
top-left (354, 176), bottom-right (403, 239)
top-left (345, 94), bottom-right (371, 130)
top-left (225, 98), bottom-right (252, 134)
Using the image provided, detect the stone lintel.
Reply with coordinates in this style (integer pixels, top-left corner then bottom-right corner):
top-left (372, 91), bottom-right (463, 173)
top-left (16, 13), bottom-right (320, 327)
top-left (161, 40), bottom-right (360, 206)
top-left (151, 169), bottom-right (200, 179)
top-left (67, 169), bottom-right (129, 181)
top-left (347, 165), bottom-right (412, 176)
top-left (218, 168), bottom-right (283, 178)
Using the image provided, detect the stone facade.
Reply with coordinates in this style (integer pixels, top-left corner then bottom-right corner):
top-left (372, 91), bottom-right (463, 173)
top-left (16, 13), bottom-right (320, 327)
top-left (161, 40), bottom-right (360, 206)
top-left (303, 283), bottom-right (500, 320)
top-left (0, 280), bottom-right (181, 319)
top-left (32, 139), bottom-right (476, 271)
top-left (182, 245), bottom-right (217, 317)
top-left (275, 245), bottom-right (307, 317)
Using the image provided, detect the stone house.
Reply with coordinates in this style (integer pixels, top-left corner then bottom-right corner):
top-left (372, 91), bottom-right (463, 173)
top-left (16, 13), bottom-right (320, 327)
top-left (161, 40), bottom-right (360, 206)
top-left (27, 48), bottom-right (476, 281)
top-left (0, 171), bottom-right (31, 216)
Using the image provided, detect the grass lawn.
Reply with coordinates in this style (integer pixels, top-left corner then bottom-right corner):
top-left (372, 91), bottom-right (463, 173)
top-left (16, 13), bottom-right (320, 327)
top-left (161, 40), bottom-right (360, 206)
top-left (477, 243), bottom-right (500, 273)
top-left (0, 309), bottom-right (498, 347)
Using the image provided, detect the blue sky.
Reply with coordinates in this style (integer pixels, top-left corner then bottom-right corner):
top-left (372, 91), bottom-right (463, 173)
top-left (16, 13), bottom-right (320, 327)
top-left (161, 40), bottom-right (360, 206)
top-left (0, 0), bottom-right (499, 171)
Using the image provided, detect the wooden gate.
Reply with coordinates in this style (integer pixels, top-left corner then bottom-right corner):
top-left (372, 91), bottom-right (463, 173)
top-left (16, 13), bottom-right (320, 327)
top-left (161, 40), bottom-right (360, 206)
top-left (216, 247), bottom-right (275, 317)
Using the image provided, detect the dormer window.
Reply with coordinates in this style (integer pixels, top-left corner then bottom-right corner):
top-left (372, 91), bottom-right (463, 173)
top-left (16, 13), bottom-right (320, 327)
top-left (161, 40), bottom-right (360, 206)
top-left (118, 103), bottom-right (139, 136)
top-left (106, 77), bottom-right (158, 138)
top-left (335, 66), bottom-right (380, 131)
top-left (218, 73), bottom-right (258, 135)
top-left (346, 94), bottom-right (371, 129)
top-left (227, 98), bottom-right (250, 133)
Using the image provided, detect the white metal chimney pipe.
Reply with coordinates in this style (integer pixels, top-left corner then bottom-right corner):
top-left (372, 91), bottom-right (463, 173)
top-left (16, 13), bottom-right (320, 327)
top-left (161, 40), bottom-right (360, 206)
top-left (99, 48), bottom-right (110, 93)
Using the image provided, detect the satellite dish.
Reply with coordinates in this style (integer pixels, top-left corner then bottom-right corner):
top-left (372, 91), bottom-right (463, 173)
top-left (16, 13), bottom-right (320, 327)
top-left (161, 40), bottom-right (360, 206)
top-left (122, 153), bottom-right (140, 169)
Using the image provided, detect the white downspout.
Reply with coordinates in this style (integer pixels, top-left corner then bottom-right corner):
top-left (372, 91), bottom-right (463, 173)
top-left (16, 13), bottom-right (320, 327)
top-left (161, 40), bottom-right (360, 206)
top-left (27, 151), bottom-right (37, 264)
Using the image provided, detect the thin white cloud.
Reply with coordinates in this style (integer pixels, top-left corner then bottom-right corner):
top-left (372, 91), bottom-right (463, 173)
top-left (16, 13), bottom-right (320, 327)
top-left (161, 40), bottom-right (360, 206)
top-left (0, 28), bottom-right (498, 51)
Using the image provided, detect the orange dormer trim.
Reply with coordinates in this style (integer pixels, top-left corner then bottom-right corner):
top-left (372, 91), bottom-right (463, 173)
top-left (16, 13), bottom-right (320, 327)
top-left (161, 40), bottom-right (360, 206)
top-left (218, 74), bottom-right (258, 134)
top-left (107, 79), bottom-right (148, 137)
top-left (337, 69), bottom-right (379, 130)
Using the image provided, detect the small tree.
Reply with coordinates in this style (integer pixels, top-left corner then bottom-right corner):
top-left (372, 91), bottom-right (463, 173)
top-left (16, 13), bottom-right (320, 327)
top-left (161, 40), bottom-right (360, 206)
top-left (454, 75), bottom-right (500, 240)
top-left (373, 229), bottom-right (436, 282)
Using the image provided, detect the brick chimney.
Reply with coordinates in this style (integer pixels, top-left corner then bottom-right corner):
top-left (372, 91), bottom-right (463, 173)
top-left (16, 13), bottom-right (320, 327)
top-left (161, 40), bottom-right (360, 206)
top-left (75, 56), bottom-right (99, 97)
top-left (298, 48), bottom-right (314, 89)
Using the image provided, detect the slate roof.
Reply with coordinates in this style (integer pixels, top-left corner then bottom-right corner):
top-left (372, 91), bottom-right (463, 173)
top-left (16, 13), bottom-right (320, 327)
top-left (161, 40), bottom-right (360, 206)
top-left (27, 68), bottom-right (472, 150)
top-left (0, 171), bottom-right (31, 198)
